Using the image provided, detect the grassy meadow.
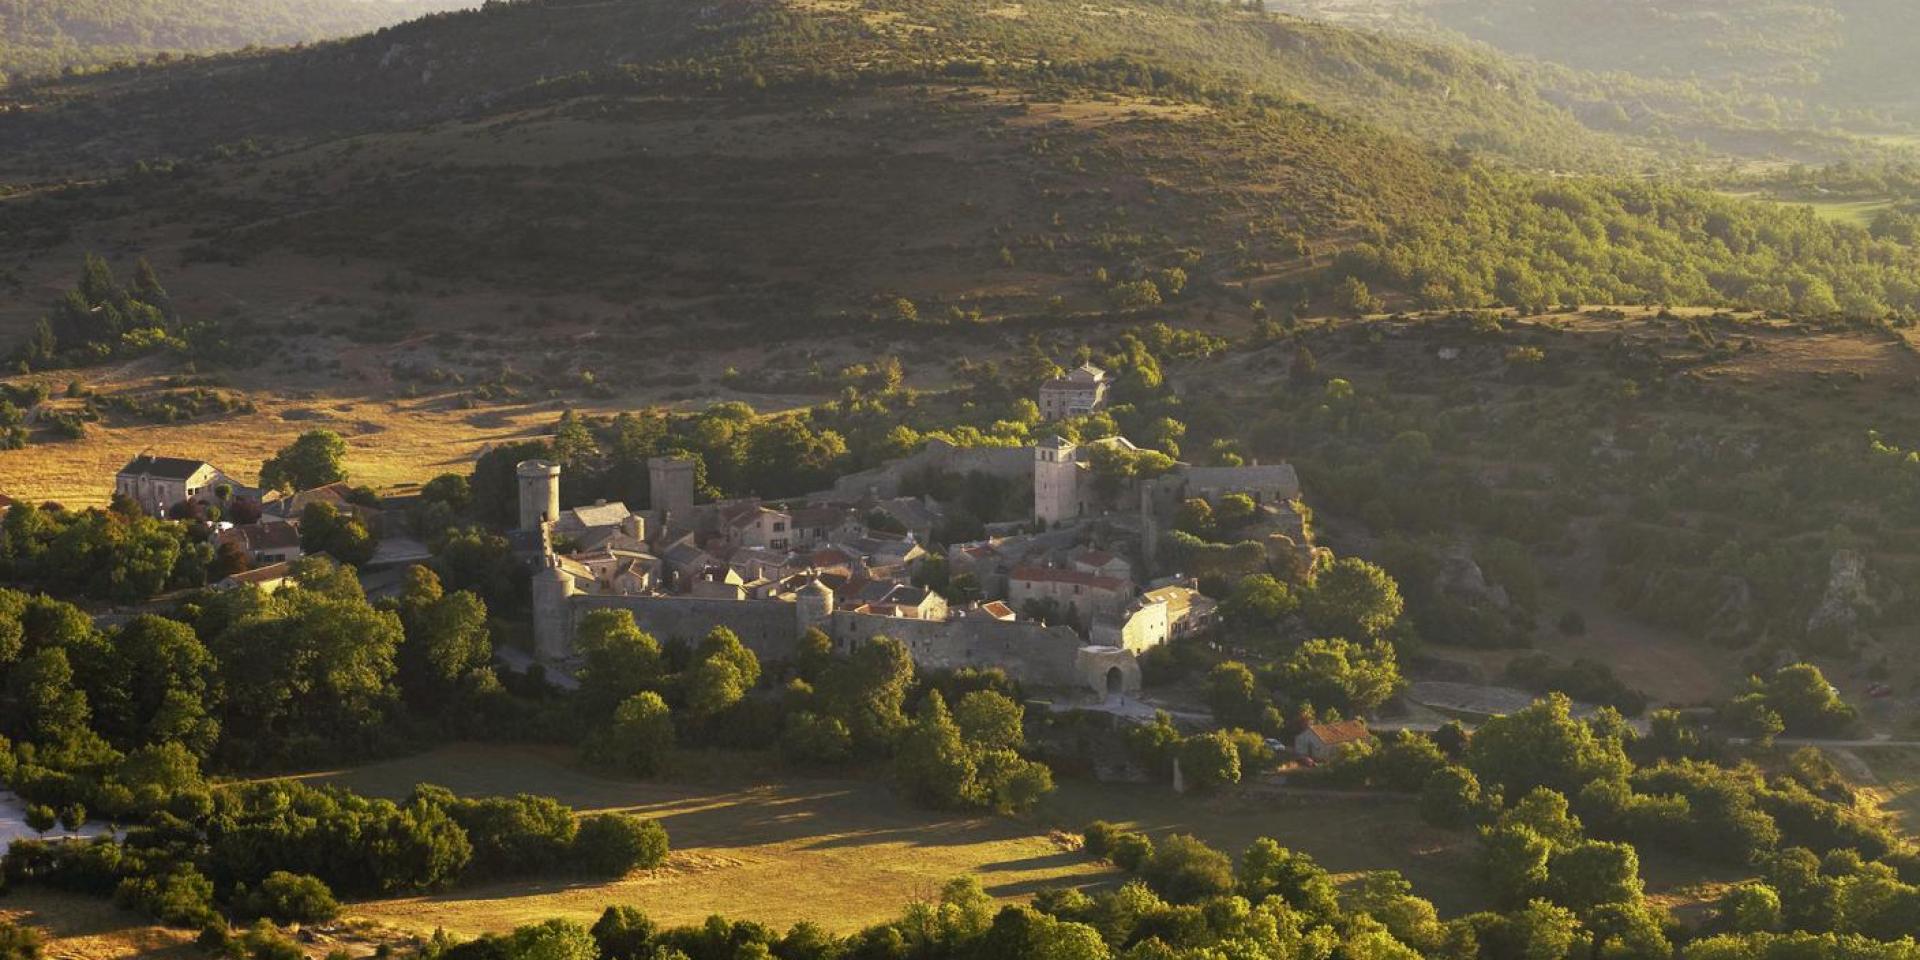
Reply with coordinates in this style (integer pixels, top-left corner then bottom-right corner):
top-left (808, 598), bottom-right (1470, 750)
top-left (294, 742), bottom-right (1744, 941)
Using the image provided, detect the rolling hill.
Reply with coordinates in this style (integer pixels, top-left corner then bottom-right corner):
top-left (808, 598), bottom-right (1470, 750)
top-left (1274, 0), bottom-right (1920, 161)
top-left (0, 0), bottom-right (1918, 394)
top-left (0, 0), bottom-right (481, 82)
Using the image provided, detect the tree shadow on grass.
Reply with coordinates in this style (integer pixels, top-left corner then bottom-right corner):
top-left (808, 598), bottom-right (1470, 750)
top-left (975, 849), bottom-right (1088, 873)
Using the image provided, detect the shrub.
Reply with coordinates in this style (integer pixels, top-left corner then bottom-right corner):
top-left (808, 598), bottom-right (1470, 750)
top-left (572, 815), bottom-right (670, 877)
top-left (234, 871), bottom-right (340, 924)
top-left (1142, 834), bottom-right (1235, 903)
top-left (1109, 832), bottom-right (1155, 872)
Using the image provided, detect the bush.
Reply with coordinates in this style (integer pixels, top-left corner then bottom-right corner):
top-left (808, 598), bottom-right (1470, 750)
top-left (0, 920), bottom-right (43, 960)
top-left (234, 871), bottom-right (339, 924)
top-left (572, 814), bottom-right (670, 877)
top-left (1082, 821), bottom-right (1118, 858)
top-left (115, 867), bottom-right (219, 928)
top-left (1141, 834), bottom-right (1235, 903)
top-left (1109, 832), bottom-right (1155, 872)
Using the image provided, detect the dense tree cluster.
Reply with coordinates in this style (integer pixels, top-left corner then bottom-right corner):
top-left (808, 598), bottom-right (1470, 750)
top-left (3, 777), bottom-right (668, 932)
top-left (0, 499), bottom-right (211, 603)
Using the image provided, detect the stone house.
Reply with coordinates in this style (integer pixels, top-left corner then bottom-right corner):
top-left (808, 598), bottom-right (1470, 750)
top-left (788, 505), bottom-right (865, 549)
top-left (1142, 582), bottom-right (1218, 639)
top-left (1092, 594), bottom-right (1170, 653)
top-left (1008, 565), bottom-right (1130, 629)
top-left (217, 521), bottom-right (305, 566)
top-left (722, 504), bottom-right (793, 551)
top-left (1070, 547), bottom-right (1133, 584)
top-left (1038, 363), bottom-right (1112, 420)
top-left (1294, 720), bottom-right (1371, 761)
top-left (115, 455), bottom-right (233, 516)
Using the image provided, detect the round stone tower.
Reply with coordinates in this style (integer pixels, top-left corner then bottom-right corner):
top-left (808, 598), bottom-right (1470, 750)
top-left (516, 459), bottom-right (562, 532)
top-left (530, 558), bottom-right (579, 661)
top-left (796, 575), bottom-right (834, 636)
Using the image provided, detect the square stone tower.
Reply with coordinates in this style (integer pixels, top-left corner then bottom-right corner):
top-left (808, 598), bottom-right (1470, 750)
top-left (648, 456), bottom-right (697, 531)
top-left (1033, 436), bottom-right (1081, 527)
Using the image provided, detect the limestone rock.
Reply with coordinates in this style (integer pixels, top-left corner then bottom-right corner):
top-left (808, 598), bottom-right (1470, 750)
top-left (1807, 549), bottom-right (1876, 642)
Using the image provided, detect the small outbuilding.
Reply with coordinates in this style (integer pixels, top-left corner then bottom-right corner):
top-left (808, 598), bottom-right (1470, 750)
top-left (1293, 720), bottom-right (1371, 761)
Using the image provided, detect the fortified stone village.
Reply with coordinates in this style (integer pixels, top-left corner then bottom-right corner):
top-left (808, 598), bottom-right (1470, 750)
top-left (108, 366), bottom-right (1312, 700)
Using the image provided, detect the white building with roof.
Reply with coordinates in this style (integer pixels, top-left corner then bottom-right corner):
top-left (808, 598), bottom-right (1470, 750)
top-left (1039, 363), bottom-right (1112, 420)
top-left (116, 454), bottom-right (235, 516)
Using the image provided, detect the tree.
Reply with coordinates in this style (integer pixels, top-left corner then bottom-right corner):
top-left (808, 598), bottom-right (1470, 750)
top-left (210, 539), bottom-right (252, 580)
top-left (781, 711), bottom-right (854, 765)
top-left (7, 646), bottom-right (89, 745)
top-left (298, 501), bottom-right (376, 567)
top-left (1239, 838), bottom-right (1341, 919)
top-left (1548, 840), bottom-right (1643, 912)
top-left (822, 636), bottom-right (914, 753)
top-left (954, 690), bottom-right (1024, 750)
top-left (1481, 825), bottom-right (1553, 907)
top-left (260, 430), bottom-right (349, 492)
top-left (1421, 765), bottom-right (1496, 829)
top-left (894, 691), bottom-right (976, 809)
top-left (235, 872), bottom-right (340, 924)
top-left (98, 613), bottom-right (221, 755)
top-left (1221, 574), bottom-right (1299, 639)
top-left (1303, 557), bottom-right (1404, 641)
top-left (588, 692), bottom-right (674, 777)
top-left (1752, 664), bottom-right (1857, 737)
top-left (1492, 899), bottom-right (1581, 960)
top-left (1334, 276), bottom-right (1381, 316)
top-left (393, 566), bottom-right (491, 708)
top-left (1142, 834), bottom-right (1234, 903)
top-left (574, 610), bottom-right (664, 718)
top-left (1497, 788), bottom-right (1584, 849)
top-left (1717, 883), bottom-right (1783, 934)
top-left (1174, 498), bottom-right (1215, 538)
top-left (685, 656), bottom-right (750, 719)
top-left (572, 814), bottom-right (670, 877)
top-left (1205, 661), bottom-right (1265, 729)
top-left (695, 627), bottom-right (761, 691)
top-left (504, 920), bottom-right (600, 960)
top-left (204, 562), bottom-right (403, 765)
top-left (1275, 638), bottom-right (1402, 715)
top-left (1214, 493), bottom-right (1257, 532)
top-left (1179, 731), bottom-right (1242, 791)
top-left (1466, 694), bottom-right (1631, 797)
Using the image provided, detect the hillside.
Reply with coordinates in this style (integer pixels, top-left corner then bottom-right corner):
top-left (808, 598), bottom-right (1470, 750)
top-left (0, 0), bottom-right (479, 82)
top-left (0, 0), bottom-right (1917, 435)
top-left (1274, 0), bottom-right (1920, 162)
top-left (0, 0), bottom-right (1638, 177)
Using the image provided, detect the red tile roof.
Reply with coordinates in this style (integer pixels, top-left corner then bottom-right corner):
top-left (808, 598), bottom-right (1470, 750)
top-left (1304, 720), bottom-right (1371, 746)
top-left (1011, 565), bottom-right (1125, 591)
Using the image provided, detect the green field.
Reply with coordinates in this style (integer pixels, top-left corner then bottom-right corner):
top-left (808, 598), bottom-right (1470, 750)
top-left (1719, 189), bottom-right (1895, 228)
top-left (1800, 198), bottom-right (1896, 227)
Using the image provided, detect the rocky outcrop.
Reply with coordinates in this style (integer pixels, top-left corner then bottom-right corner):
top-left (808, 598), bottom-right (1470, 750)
top-left (1807, 549), bottom-right (1876, 646)
top-left (1437, 543), bottom-right (1510, 611)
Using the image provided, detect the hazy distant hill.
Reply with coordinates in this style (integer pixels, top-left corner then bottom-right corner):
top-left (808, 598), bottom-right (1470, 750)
top-left (0, 0), bottom-right (478, 81)
top-left (1278, 0), bottom-right (1920, 136)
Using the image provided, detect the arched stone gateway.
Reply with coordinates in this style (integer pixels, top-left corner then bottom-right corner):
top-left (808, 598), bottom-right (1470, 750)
top-left (1075, 645), bottom-right (1140, 696)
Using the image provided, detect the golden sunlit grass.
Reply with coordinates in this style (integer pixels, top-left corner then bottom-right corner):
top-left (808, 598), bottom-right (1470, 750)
top-left (306, 743), bottom-right (1116, 937)
top-left (0, 890), bottom-right (198, 960)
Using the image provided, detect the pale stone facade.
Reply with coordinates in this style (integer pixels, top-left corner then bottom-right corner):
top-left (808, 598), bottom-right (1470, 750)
top-left (1038, 363), bottom-right (1112, 420)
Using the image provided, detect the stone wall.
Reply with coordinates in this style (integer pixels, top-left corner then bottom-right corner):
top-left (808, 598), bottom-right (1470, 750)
top-left (569, 594), bottom-right (803, 662)
top-left (551, 586), bottom-right (1128, 694)
top-left (824, 611), bottom-right (1087, 687)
